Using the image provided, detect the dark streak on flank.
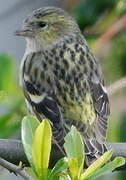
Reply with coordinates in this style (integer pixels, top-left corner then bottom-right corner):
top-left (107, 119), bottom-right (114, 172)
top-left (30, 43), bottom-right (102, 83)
top-left (27, 53), bottom-right (35, 74)
top-left (25, 81), bottom-right (41, 95)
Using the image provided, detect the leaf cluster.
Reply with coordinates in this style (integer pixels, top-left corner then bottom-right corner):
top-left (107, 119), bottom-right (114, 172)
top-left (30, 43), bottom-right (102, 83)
top-left (21, 116), bottom-right (125, 180)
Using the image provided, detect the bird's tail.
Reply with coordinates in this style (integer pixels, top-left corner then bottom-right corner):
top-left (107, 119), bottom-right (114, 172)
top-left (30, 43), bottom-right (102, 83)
top-left (52, 126), bottom-right (66, 156)
top-left (83, 137), bottom-right (107, 166)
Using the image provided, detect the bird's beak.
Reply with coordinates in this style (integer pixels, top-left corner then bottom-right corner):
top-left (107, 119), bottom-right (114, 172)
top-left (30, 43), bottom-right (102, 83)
top-left (15, 28), bottom-right (32, 37)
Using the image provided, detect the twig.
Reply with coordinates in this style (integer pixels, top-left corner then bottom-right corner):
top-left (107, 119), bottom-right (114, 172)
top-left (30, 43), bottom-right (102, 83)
top-left (107, 77), bottom-right (126, 96)
top-left (95, 13), bottom-right (126, 50)
top-left (0, 157), bottom-right (34, 180)
top-left (0, 139), bottom-right (126, 170)
top-left (64, 0), bottom-right (78, 9)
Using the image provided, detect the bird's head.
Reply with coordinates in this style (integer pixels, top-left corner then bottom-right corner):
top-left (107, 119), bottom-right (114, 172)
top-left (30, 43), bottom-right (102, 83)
top-left (15, 7), bottom-right (79, 51)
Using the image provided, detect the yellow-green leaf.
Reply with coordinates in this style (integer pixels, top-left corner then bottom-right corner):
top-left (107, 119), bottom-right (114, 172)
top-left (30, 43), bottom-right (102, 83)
top-left (32, 119), bottom-right (52, 179)
top-left (78, 157), bottom-right (84, 179)
top-left (0, 90), bottom-right (7, 102)
top-left (81, 149), bottom-right (113, 180)
top-left (86, 157), bottom-right (125, 180)
top-left (68, 158), bottom-right (78, 179)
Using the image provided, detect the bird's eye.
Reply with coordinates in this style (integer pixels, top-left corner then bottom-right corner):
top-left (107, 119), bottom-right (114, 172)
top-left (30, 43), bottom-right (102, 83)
top-left (38, 22), bottom-right (47, 28)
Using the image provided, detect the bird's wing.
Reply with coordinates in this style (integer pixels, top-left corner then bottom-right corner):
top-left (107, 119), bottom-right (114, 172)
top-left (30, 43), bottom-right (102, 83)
top-left (24, 80), bottom-right (65, 147)
top-left (88, 80), bottom-right (110, 143)
top-left (83, 80), bottom-right (110, 165)
top-left (22, 53), bottom-right (65, 148)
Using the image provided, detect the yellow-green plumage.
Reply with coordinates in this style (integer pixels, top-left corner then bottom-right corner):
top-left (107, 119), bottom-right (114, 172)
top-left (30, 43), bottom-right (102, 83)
top-left (16, 7), bottom-right (110, 165)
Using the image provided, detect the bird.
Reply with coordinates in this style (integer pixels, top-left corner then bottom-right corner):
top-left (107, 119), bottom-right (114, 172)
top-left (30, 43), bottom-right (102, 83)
top-left (15, 6), bottom-right (110, 165)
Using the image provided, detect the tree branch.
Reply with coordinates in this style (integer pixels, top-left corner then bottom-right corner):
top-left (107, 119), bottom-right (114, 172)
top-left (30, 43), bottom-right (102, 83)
top-left (0, 139), bottom-right (126, 170)
top-left (0, 157), bottom-right (34, 180)
top-left (95, 14), bottom-right (126, 51)
top-left (0, 139), bottom-right (29, 166)
top-left (107, 77), bottom-right (126, 96)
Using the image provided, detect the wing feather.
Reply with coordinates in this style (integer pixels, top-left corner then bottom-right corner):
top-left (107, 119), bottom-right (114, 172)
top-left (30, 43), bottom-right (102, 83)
top-left (88, 80), bottom-right (110, 143)
top-left (23, 78), bottom-right (65, 149)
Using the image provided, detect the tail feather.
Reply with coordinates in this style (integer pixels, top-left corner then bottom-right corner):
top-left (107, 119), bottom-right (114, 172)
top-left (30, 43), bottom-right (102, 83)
top-left (52, 126), bottom-right (66, 156)
top-left (84, 137), bottom-right (107, 166)
top-left (95, 116), bottom-right (108, 143)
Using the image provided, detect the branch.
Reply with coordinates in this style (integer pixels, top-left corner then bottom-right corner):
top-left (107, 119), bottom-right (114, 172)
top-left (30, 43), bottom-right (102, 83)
top-left (107, 77), bottom-right (126, 96)
top-left (95, 14), bottom-right (126, 51)
top-left (0, 139), bottom-right (29, 166)
top-left (0, 157), bottom-right (34, 180)
top-left (0, 139), bottom-right (126, 170)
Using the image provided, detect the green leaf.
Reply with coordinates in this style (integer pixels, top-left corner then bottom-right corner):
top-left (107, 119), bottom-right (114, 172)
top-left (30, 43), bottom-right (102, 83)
top-left (0, 113), bottom-right (13, 128)
top-left (0, 55), bottom-right (16, 94)
top-left (48, 158), bottom-right (69, 180)
top-left (25, 167), bottom-right (39, 180)
top-left (81, 149), bottom-right (113, 180)
top-left (0, 91), bottom-right (7, 102)
top-left (0, 113), bottom-right (21, 138)
top-left (64, 130), bottom-right (75, 157)
top-left (21, 115), bottom-right (39, 173)
top-left (87, 157), bottom-right (125, 180)
top-left (64, 126), bottom-right (85, 178)
top-left (32, 119), bottom-right (52, 179)
top-left (0, 122), bottom-right (20, 138)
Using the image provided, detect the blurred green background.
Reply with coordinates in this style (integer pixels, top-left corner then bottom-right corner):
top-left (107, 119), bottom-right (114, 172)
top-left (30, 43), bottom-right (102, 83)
top-left (0, 0), bottom-right (126, 179)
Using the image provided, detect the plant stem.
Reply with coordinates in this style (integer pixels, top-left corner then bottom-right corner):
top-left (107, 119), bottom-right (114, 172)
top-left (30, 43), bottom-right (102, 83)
top-left (0, 157), bottom-right (34, 180)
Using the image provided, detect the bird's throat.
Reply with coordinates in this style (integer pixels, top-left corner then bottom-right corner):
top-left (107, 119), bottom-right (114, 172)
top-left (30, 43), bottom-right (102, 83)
top-left (25, 38), bottom-right (43, 54)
